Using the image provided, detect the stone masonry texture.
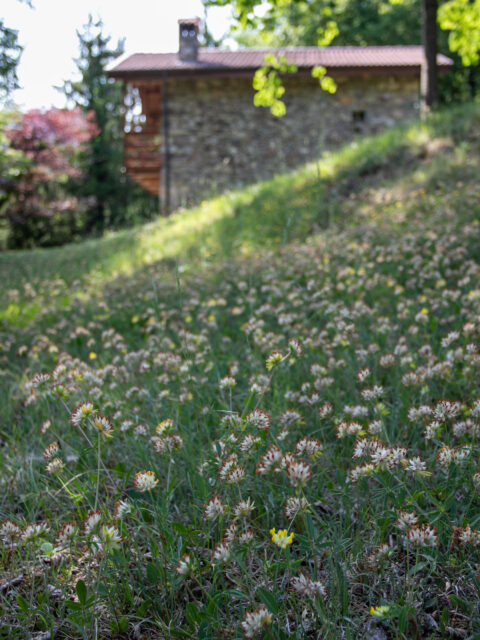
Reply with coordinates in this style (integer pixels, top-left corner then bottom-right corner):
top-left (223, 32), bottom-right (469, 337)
top-left (161, 74), bottom-right (419, 208)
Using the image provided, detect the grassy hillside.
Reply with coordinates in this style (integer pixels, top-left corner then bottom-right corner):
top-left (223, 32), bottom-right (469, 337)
top-left (2, 101), bottom-right (479, 326)
top-left (1, 102), bottom-right (480, 639)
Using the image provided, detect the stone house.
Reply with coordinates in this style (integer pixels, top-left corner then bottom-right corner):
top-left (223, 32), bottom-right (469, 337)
top-left (108, 19), bottom-right (452, 210)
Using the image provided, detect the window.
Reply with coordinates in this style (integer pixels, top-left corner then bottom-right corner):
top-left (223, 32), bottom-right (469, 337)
top-left (352, 110), bottom-right (366, 123)
top-left (352, 110), bottom-right (366, 132)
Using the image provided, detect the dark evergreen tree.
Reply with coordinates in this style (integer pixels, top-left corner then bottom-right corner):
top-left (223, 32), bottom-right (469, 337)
top-left (1, 1), bottom-right (33, 100)
top-left (63, 16), bottom-right (155, 234)
top-left (0, 20), bottom-right (22, 98)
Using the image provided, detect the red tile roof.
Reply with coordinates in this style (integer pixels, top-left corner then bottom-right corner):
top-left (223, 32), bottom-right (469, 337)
top-left (109, 46), bottom-right (453, 77)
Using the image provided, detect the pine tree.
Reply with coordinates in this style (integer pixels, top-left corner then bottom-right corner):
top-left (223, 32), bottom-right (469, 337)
top-left (0, 19), bottom-right (22, 99)
top-left (63, 16), bottom-right (135, 233)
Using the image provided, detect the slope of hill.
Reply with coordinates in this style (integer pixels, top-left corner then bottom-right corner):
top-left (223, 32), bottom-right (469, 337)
top-left (1, 102), bottom-right (480, 639)
top-left (2, 101), bottom-right (479, 326)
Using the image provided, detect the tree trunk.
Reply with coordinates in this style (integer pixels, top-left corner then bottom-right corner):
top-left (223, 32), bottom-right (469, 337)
top-left (421, 0), bottom-right (438, 114)
top-left (468, 65), bottom-right (477, 99)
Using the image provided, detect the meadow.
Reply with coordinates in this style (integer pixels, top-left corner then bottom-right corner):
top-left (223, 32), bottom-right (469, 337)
top-left (1, 102), bottom-right (480, 639)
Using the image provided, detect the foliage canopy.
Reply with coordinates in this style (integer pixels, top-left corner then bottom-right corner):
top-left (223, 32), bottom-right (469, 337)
top-left (439, 0), bottom-right (480, 66)
top-left (2, 107), bottom-right (97, 248)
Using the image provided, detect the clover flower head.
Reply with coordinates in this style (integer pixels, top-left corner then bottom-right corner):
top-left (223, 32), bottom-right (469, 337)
top-left (219, 376), bottom-right (236, 389)
top-left (134, 470), bottom-right (159, 492)
top-left (175, 553), bottom-right (195, 576)
top-left (291, 572), bottom-right (326, 597)
top-left (43, 441), bottom-right (60, 461)
top-left (92, 415), bottom-right (114, 438)
top-left (288, 338), bottom-right (303, 357)
top-left (204, 494), bottom-right (225, 519)
top-left (114, 500), bottom-right (133, 520)
top-left (84, 510), bottom-right (102, 535)
top-left (241, 606), bottom-right (272, 638)
top-left (46, 457), bottom-right (64, 474)
top-left (156, 419), bottom-right (174, 435)
top-left (70, 401), bottom-right (95, 427)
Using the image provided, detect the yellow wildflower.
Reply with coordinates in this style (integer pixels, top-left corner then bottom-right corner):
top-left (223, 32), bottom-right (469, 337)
top-left (270, 528), bottom-right (294, 549)
top-left (266, 351), bottom-right (283, 371)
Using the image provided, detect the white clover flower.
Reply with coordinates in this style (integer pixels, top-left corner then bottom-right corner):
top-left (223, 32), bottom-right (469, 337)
top-left (46, 457), bottom-right (64, 474)
top-left (0, 519), bottom-right (21, 543)
top-left (219, 376), bottom-right (236, 389)
top-left (114, 500), bottom-right (133, 520)
top-left (405, 524), bottom-right (438, 547)
top-left (241, 606), bottom-right (272, 638)
top-left (405, 456), bottom-right (428, 473)
top-left (247, 409), bottom-right (271, 430)
top-left (175, 554), bottom-right (195, 576)
top-left (286, 460), bottom-right (312, 488)
top-left (284, 496), bottom-right (309, 519)
top-left (83, 510), bottom-right (102, 536)
top-left (134, 470), bottom-right (159, 492)
top-left (204, 494), bottom-right (225, 519)
top-left (212, 540), bottom-right (230, 564)
top-left (92, 525), bottom-right (122, 554)
top-left (291, 573), bottom-right (326, 598)
top-left (70, 401), bottom-right (95, 427)
top-left (441, 330), bottom-right (460, 348)
top-left (22, 523), bottom-right (50, 542)
top-left (256, 445), bottom-right (283, 475)
top-left (234, 498), bottom-right (255, 518)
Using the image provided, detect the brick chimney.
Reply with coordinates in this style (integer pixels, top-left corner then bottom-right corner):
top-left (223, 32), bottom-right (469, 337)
top-left (178, 18), bottom-right (200, 61)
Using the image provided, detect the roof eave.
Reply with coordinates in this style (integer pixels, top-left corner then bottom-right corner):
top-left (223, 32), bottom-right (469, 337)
top-left (107, 63), bottom-right (452, 81)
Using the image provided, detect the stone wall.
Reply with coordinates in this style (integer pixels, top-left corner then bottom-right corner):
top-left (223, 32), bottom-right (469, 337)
top-left (161, 73), bottom-right (419, 208)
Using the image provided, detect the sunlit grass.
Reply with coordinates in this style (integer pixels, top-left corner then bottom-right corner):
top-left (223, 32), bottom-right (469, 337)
top-left (0, 101), bottom-right (479, 325)
top-left (1, 101), bottom-right (480, 638)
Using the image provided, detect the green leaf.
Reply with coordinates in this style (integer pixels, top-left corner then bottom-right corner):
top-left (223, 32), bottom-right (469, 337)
top-left (40, 541), bottom-right (54, 555)
top-left (205, 592), bottom-right (223, 615)
top-left (305, 513), bottom-right (315, 539)
top-left (398, 605), bottom-right (407, 633)
top-left (111, 616), bottom-right (129, 633)
top-left (16, 595), bottom-right (29, 613)
top-left (257, 587), bottom-right (279, 615)
top-left (140, 508), bottom-right (154, 523)
top-left (269, 625), bottom-right (291, 639)
top-left (136, 600), bottom-right (150, 617)
top-left (171, 521), bottom-right (189, 537)
top-left (185, 602), bottom-right (201, 626)
top-left (198, 621), bottom-right (210, 639)
top-left (408, 560), bottom-right (430, 576)
top-left (76, 579), bottom-right (87, 605)
top-left (320, 75), bottom-right (337, 94)
top-left (146, 562), bottom-right (158, 584)
top-left (440, 606), bottom-right (449, 631)
top-left (271, 100), bottom-right (286, 118)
